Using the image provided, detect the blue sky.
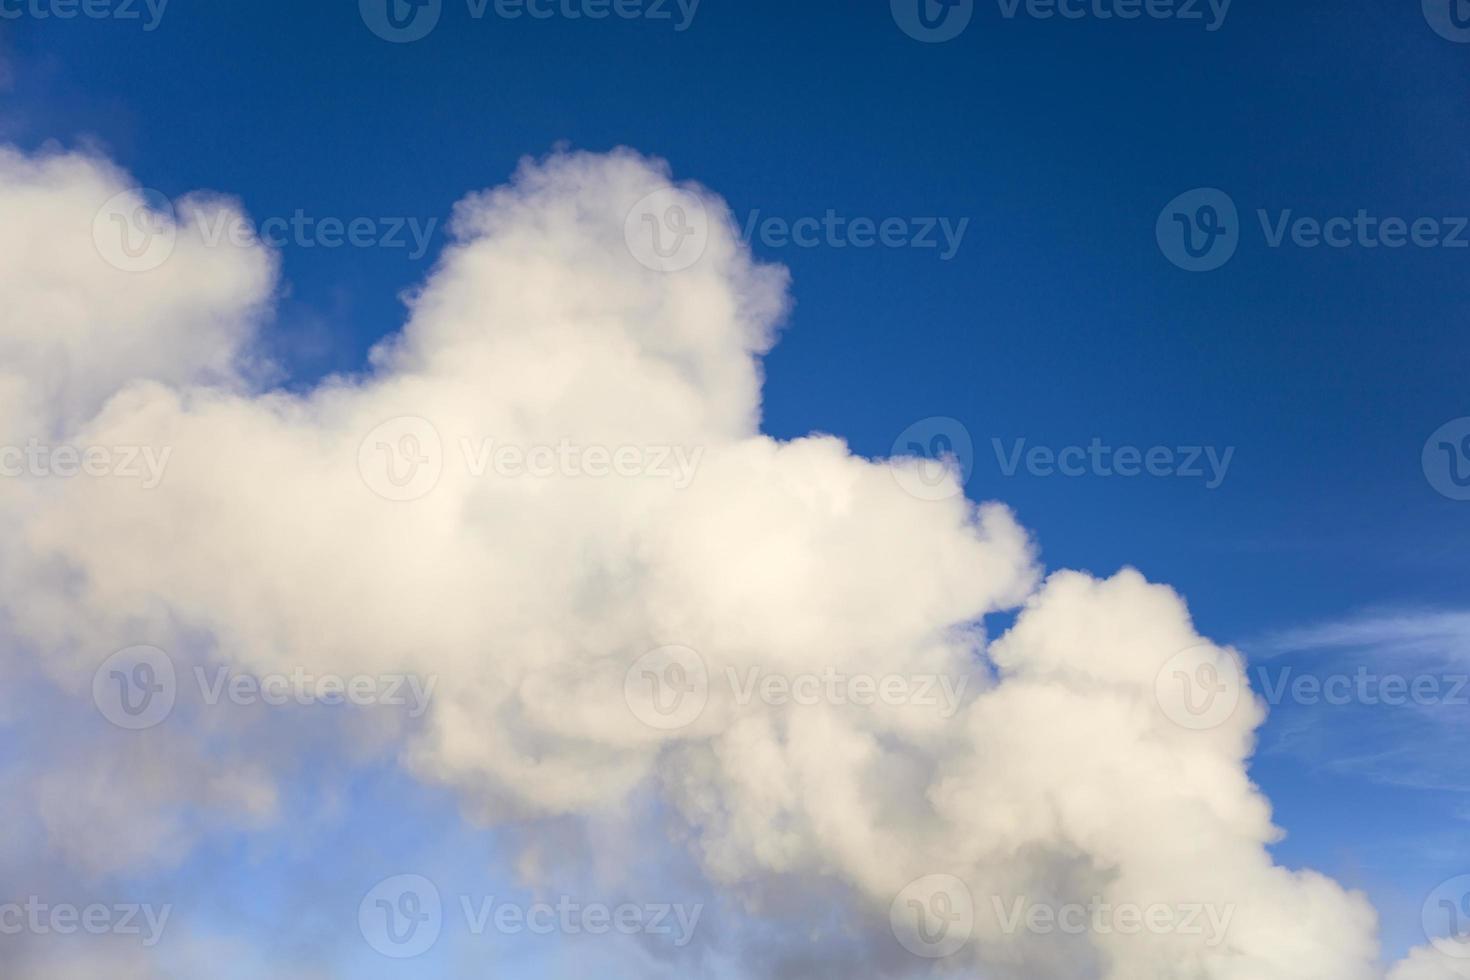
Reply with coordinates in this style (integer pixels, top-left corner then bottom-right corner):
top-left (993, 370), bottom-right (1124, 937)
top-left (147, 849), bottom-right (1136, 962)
top-left (2, 0), bottom-right (1469, 974)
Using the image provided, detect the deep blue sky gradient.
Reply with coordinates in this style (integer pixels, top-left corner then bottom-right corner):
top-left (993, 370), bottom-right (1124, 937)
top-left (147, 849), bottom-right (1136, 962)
top-left (4, 0), bottom-right (1468, 965)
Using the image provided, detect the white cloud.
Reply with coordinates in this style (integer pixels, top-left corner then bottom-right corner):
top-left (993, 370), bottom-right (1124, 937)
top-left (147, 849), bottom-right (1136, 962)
top-left (1388, 945), bottom-right (1470, 980)
top-left (0, 143), bottom-right (1434, 977)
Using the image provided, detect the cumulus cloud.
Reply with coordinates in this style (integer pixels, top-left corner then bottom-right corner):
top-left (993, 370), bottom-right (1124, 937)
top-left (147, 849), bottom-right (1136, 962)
top-left (1388, 945), bottom-right (1470, 980)
top-left (0, 143), bottom-right (1438, 977)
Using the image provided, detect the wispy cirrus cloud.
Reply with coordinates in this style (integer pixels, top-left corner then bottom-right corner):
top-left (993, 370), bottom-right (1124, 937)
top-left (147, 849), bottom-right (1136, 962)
top-left (1257, 610), bottom-right (1470, 663)
top-left (1245, 609), bottom-right (1470, 792)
